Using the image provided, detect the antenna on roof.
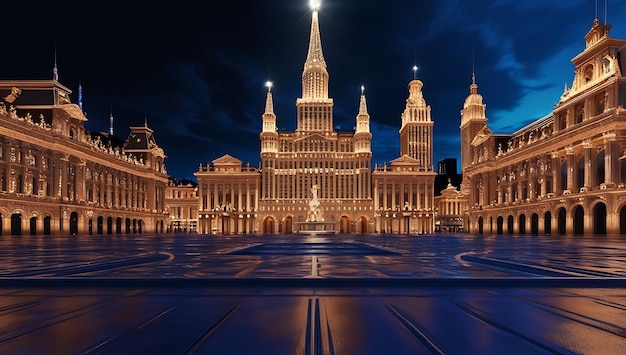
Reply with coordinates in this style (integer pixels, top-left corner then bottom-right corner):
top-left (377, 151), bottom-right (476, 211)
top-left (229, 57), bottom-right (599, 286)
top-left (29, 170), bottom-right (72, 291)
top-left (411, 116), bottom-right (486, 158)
top-left (472, 47), bottom-right (476, 84)
top-left (53, 42), bottom-right (59, 81)
top-left (109, 105), bottom-right (114, 136)
top-left (78, 76), bottom-right (83, 111)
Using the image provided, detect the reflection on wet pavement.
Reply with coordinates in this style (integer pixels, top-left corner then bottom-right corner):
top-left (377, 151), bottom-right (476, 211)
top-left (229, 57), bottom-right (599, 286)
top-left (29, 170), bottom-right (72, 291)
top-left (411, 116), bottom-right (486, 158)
top-left (0, 234), bottom-right (625, 353)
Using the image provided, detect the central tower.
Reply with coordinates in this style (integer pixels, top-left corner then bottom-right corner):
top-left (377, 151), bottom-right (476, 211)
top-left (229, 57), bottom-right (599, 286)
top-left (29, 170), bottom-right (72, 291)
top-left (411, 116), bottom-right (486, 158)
top-left (258, 1), bottom-right (373, 234)
top-left (296, 4), bottom-right (333, 132)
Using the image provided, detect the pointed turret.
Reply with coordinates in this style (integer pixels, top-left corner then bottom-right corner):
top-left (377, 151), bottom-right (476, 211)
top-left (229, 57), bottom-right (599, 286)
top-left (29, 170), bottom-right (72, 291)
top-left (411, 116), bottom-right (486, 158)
top-left (399, 71), bottom-right (433, 170)
top-left (355, 86), bottom-right (372, 153)
top-left (260, 82), bottom-right (278, 154)
top-left (109, 107), bottom-right (114, 136)
top-left (296, 1), bottom-right (334, 132)
top-left (460, 74), bottom-right (488, 171)
top-left (301, 3), bottom-right (330, 101)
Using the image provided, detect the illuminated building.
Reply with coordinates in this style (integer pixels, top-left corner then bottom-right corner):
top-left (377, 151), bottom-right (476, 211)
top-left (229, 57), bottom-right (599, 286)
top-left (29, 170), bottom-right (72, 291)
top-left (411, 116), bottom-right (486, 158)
top-left (434, 181), bottom-right (466, 233)
top-left (194, 155), bottom-right (260, 234)
top-left (195, 3), bottom-right (438, 235)
top-left (372, 77), bottom-right (436, 234)
top-left (0, 78), bottom-right (169, 236)
top-left (165, 178), bottom-right (199, 233)
top-left (461, 19), bottom-right (626, 235)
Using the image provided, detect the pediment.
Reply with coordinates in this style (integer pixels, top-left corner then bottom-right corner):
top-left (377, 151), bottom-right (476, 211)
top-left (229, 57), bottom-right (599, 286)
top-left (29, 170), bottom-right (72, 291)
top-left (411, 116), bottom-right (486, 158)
top-left (390, 154), bottom-right (420, 167)
top-left (471, 125), bottom-right (492, 146)
top-left (212, 154), bottom-right (242, 166)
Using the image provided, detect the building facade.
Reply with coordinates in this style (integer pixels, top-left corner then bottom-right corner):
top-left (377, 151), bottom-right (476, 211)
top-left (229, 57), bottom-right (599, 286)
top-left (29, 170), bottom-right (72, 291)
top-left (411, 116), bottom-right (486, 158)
top-left (372, 79), bottom-right (436, 234)
top-left (434, 181), bottom-right (466, 233)
top-left (461, 19), bottom-right (626, 236)
top-left (194, 155), bottom-right (260, 234)
top-left (165, 178), bottom-right (199, 233)
top-left (195, 7), bottom-right (436, 235)
top-left (0, 79), bottom-right (169, 236)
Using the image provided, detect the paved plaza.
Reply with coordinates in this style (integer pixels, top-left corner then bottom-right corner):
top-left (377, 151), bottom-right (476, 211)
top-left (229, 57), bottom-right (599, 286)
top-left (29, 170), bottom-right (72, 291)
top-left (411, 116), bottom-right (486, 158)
top-left (0, 234), bottom-right (626, 353)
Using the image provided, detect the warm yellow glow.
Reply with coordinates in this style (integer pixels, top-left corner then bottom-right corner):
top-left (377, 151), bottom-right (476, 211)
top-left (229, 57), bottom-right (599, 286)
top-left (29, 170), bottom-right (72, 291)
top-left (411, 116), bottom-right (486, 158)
top-left (265, 81), bottom-right (273, 91)
top-left (310, 0), bottom-right (321, 11)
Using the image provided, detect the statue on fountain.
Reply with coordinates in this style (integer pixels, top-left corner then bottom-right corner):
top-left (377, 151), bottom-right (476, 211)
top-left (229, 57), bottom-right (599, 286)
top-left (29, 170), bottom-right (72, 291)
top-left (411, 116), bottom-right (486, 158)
top-left (307, 184), bottom-right (321, 222)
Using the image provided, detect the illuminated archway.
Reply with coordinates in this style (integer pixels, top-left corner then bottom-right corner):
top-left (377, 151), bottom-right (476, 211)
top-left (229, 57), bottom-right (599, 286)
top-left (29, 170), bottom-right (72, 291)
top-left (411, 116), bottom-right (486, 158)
top-left (477, 216), bottom-right (484, 235)
top-left (340, 216), bottom-right (350, 234)
top-left (44, 215), bottom-right (51, 235)
top-left (284, 216), bottom-right (293, 234)
top-left (531, 213), bottom-right (539, 236)
top-left (557, 208), bottom-right (566, 235)
top-left (519, 214), bottom-right (526, 235)
top-left (263, 216), bottom-right (275, 234)
top-left (573, 205), bottom-right (584, 236)
top-left (70, 212), bottom-right (79, 235)
top-left (11, 213), bottom-right (22, 236)
top-left (544, 211), bottom-right (551, 236)
top-left (496, 216), bottom-right (504, 235)
top-left (358, 216), bottom-right (368, 234)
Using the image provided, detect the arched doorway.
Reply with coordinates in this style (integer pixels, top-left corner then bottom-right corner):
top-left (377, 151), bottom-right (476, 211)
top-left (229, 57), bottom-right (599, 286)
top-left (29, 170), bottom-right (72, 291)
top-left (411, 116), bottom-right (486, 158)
top-left (116, 217), bottom-right (122, 234)
top-left (132, 219), bottom-right (137, 233)
top-left (489, 217), bottom-right (493, 234)
top-left (593, 203), bottom-right (607, 235)
top-left (284, 216), bottom-right (293, 234)
top-left (544, 211), bottom-right (551, 236)
top-left (125, 218), bottom-right (131, 233)
top-left (44, 216), bottom-right (51, 235)
top-left (107, 217), bottom-right (113, 235)
top-left (621, 206), bottom-right (626, 235)
top-left (573, 205), bottom-right (584, 236)
top-left (70, 212), bottom-right (79, 235)
top-left (11, 213), bottom-right (22, 235)
top-left (97, 216), bottom-right (104, 234)
top-left (30, 216), bottom-right (37, 235)
top-left (340, 216), bottom-right (350, 234)
top-left (477, 216), bottom-right (484, 235)
top-left (531, 213), bottom-right (539, 236)
top-left (519, 215), bottom-right (526, 235)
top-left (358, 216), bottom-right (368, 234)
top-left (558, 208), bottom-right (566, 235)
top-left (0, 213), bottom-right (2, 236)
top-left (138, 220), bottom-right (143, 233)
top-left (88, 219), bottom-right (93, 235)
top-left (507, 215), bottom-right (514, 235)
top-left (262, 216), bottom-right (275, 234)
top-left (496, 216), bottom-right (504, 235)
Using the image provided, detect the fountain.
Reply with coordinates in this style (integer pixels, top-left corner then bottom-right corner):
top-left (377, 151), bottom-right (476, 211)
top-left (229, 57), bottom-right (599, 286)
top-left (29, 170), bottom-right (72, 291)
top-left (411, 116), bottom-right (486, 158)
top-left (295, 184), bottom-right (336, 234)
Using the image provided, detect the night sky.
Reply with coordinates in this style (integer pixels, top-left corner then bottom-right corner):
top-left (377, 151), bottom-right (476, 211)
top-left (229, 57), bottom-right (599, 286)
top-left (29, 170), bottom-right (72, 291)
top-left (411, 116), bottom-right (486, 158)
top-left (2, 1), bottom-right (626, 179)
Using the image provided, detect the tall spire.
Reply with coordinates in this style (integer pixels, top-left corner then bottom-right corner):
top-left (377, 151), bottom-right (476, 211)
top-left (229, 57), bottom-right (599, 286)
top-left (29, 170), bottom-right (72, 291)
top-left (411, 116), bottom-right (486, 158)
top-left (305, 2), bottom-right (326, 69)
top-left (355, 85), bottom-right (371, 153)
top-left (109, 106), bottom-right (114, 136)
top-left (300, 1), bottom-right (329, 101)
top-left (264, 81), bottom-right (274, 114)
top-left (78, 81), bottom-right (83, 111)
top-left (53, 45), bottom-right (59, 81)
top-left (358, 85), bottom-right (368, 116)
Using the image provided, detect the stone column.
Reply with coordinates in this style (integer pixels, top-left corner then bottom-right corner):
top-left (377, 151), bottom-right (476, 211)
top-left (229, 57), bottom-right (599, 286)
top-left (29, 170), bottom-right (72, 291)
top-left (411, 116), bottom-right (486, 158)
top-left (603, 131), bottom-right (618, 186)
top-left (582, 139), bottom-right (593, 189)
top-left (566, 145), bottom-right (574, 192)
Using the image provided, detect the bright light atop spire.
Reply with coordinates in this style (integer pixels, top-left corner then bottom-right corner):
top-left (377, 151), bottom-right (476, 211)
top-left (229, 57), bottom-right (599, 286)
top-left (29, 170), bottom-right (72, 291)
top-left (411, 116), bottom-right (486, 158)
top-left (310, 0), bottom-right (321, 11)
top-left (265, 81), bottom-right (273, 92)
top-left (361, 85), bottom-right (365, 95)
top-left (413, 65), bottom-right (418, 79)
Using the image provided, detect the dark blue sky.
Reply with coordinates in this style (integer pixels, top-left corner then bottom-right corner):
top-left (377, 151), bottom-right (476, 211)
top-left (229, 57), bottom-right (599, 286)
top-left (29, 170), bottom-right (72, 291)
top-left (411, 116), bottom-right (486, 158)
top-left (2, 0), bottom-right (626, 179)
